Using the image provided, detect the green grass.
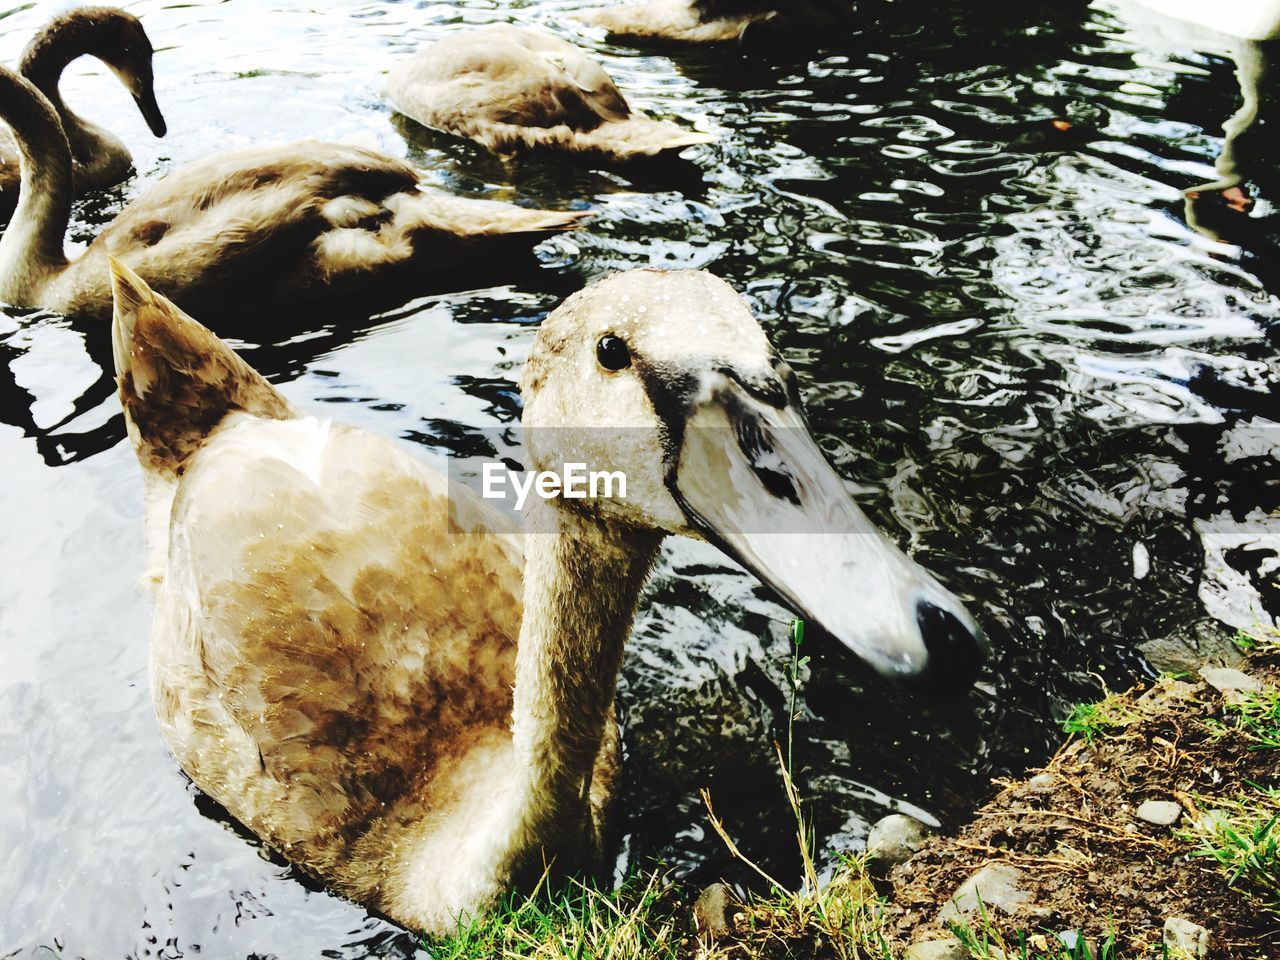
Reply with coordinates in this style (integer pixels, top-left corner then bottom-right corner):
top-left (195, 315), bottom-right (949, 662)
top-left (1061, 691), bottom-right (1143, 743)
top-left (1181, 783), bottom-right (1280, 918)
top-left (423, 872), bottom-right (685, 960)
top-left (950, 904), bottom-right (1122, 960)
top-left (1225, 687), bottom-right (1280, 750)
top-left (1232, 631), bottom-right (1261, 654)
top-left (419, 857), bottom-right (897, 960)
top-left (1231, 628), bottom-right (1280, 656)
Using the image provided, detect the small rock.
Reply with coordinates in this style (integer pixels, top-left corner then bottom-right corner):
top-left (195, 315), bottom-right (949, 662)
top-left (1058, 930), bottom-right (1095, 956)
top-left (693, 882), bottom-right (732, 938)
top-left (1199, 666), bottom-right (1263, 696)
top-left (867, 813), bottom-right (930, 867)
top-left (1164, 917), bottom-right (1210, 958)
top-left (1139, 622), bottom-right (1244, 674)
top-left (1199, 809), bottom-right (1230, 833)
top-left (939, 863), bottom-right (1029, 920)
top-left (1136, 799), bottom-right (1182, 826)
top-left (1133, 541), bottom-right (1151, 579)
top-left (1026, 772), bottom-right (1056, 793)
top-left (905, 936), bottom-right (967, 960)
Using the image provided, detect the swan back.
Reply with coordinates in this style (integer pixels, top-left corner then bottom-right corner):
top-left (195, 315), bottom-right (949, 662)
top-left (579, 0), bottom-right (854, 43)
top-left (387, 24), bottom-right (713, 159)
top-left (111, 260), bottom-right (528, 923)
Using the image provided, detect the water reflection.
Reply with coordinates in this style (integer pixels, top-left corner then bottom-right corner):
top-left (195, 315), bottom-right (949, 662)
top-left (2, 0), bottom-right (1280, 955)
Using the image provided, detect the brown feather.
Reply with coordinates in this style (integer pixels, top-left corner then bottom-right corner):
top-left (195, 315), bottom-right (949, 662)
top-left (386, 25), bottom-right (714, 160)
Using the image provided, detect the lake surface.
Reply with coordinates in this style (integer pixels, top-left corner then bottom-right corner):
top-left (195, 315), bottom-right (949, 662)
top-left (3, 0), bottom-right (1279, 956)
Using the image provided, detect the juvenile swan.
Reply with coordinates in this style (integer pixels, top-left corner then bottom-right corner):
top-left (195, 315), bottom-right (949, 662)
top-left (111, 261), bottom-right (984, 932)
top-left (0, 7), bottom-right (166, 220)
top-left (0, 67), bottom-right (582, 319)
top-left (578, 0), bottom-right (853, 44)
top-left (386, 25), bottom-right (714, 160)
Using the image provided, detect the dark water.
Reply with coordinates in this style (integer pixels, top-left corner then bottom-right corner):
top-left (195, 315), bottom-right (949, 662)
top-left (4, 0), bottom-right (1280, 956)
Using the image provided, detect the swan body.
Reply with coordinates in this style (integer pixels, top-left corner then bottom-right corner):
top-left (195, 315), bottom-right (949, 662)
top-left (1100, 0), bottom-right (1274, 237)
top-left (1125, 0), bottom-right (1280, 40)
top-left (578, 0), bottom-right (854, 44)
top-left (0, 67), bottom-right (582, 319)
top-left (386, 25), bottom-right (714, 160)
top-left (111, 261), bottom-right (984, 931)
top-left (0, 7), bottom-right (166, 221)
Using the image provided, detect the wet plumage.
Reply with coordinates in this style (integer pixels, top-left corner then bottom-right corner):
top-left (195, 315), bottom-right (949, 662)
top-left (0, 7), bottom-right (166, 221)
top-left (0, 67), bottom-right (583, 320)
top-left (386, 25), bottom-right (713, 160)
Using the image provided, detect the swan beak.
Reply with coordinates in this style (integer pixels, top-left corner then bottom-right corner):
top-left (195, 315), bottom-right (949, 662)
top-left (670, 373), bottom-right (987, 695)
top-left (130, 79), bottom-right (167, 137)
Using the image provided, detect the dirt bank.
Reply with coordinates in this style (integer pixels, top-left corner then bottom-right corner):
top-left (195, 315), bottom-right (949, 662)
top-left (878, 650), bottom-right (1280, 959)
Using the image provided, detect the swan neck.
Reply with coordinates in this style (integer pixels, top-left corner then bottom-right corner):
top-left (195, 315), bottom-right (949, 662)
top-left (20, 27), bottom-right (123, 170)
top-left (0, 71), bottom-right (71, 304)
top-left (510, 499), bottom-right (660, 856)
top-left (20, 14), bottom-right (95, 98)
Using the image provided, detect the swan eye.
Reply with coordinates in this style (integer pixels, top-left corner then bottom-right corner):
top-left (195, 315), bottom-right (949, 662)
top-left (596, 335), bottom-right (631, 372)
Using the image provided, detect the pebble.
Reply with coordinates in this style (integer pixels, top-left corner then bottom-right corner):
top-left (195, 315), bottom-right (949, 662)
top-left (692, 882), bottom-right (732, 938)
top-left (1026, 772), bottom-right (1056, 793)
top-left (1138, 624), bottom-right (1244, 674)
top-left (905, 937), bottom-right (966, 960)
top-left (1058, 930), bottom-right (1095, 956)
top-left (867, 813), bottom-right (931, 867)
top-left (1135, 799), bottom-right (1182, 826)
top-left (939, 863), bottom-right (1029, 919)
top-left (1199, 666), bottom-right (1263, 696)
top-left (1164, 917), bottom-right (1210, 959)
top-left (1133, 541), bottom-right (1150, 579)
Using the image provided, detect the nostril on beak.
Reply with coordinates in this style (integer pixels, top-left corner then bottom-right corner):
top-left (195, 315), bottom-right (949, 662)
top-left (908, 599), bottom-right (986, 697)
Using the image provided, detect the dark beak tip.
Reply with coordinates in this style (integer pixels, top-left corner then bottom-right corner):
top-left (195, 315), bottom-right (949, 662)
top-left (134, 92), bottom-right (167, 137)
top-left (903, 599), bottom-right (987, 698)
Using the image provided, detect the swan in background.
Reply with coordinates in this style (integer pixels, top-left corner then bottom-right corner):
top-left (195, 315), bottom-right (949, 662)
top-left (1126, 0), bottom-right (1280, 39)
top-left (386, 25), bottom-right (714, 161)
top-left (1098, 1), bottom-right (1277, 237)
top-left (109, 259), bottom-right (984, 932)
top-left (0, 6), bottom-right (166, 221)
top-left (0, 67), bottom-right (583, 320)
top-left (577, 0), bottom-right (854, 45)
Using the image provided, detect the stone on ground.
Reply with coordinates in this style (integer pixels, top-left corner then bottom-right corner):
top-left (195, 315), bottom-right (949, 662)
top-left (1164, 917), bottom-right (1210, 958)
top-left (1135, 799), bottom-right (1182, 826)
top-left (938, 863), bottom-right (1029, 920)
top-left (1198, 666), bottom-right (1263, 697)
top-left (693, 882), bottom-right (732, 938)
top-left (905, 936), bottom-right (966, 960)
top-left (867, 813), bottom-right (931, 867)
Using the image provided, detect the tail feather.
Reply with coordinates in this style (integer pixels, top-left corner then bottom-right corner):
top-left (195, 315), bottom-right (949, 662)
top-left (110, 257), bottom-right (294, 479)
top-left (388, 189), bottom-right (589, 239)
top-left (571, 116), bottom-right (716, 160)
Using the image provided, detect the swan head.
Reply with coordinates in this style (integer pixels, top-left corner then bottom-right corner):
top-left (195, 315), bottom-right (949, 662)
top-left (520, 269), bottom-right (987, 694)
top-left (43, 8), bottom-right (167, 137)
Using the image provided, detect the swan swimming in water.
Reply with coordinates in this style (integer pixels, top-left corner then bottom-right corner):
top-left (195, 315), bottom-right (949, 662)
top-left (110, 259), bottom-right (985, 932)
top-left (1099, 0), bottom-right (1278, 237)
top-left (0, 6), bottom-right (166, 221)
top-left (0, 66), bottom-right (583, 320)
top-left (386, 25), bottom-right (715, 161)
top-left (577, 0), bottom-right (854, 45)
